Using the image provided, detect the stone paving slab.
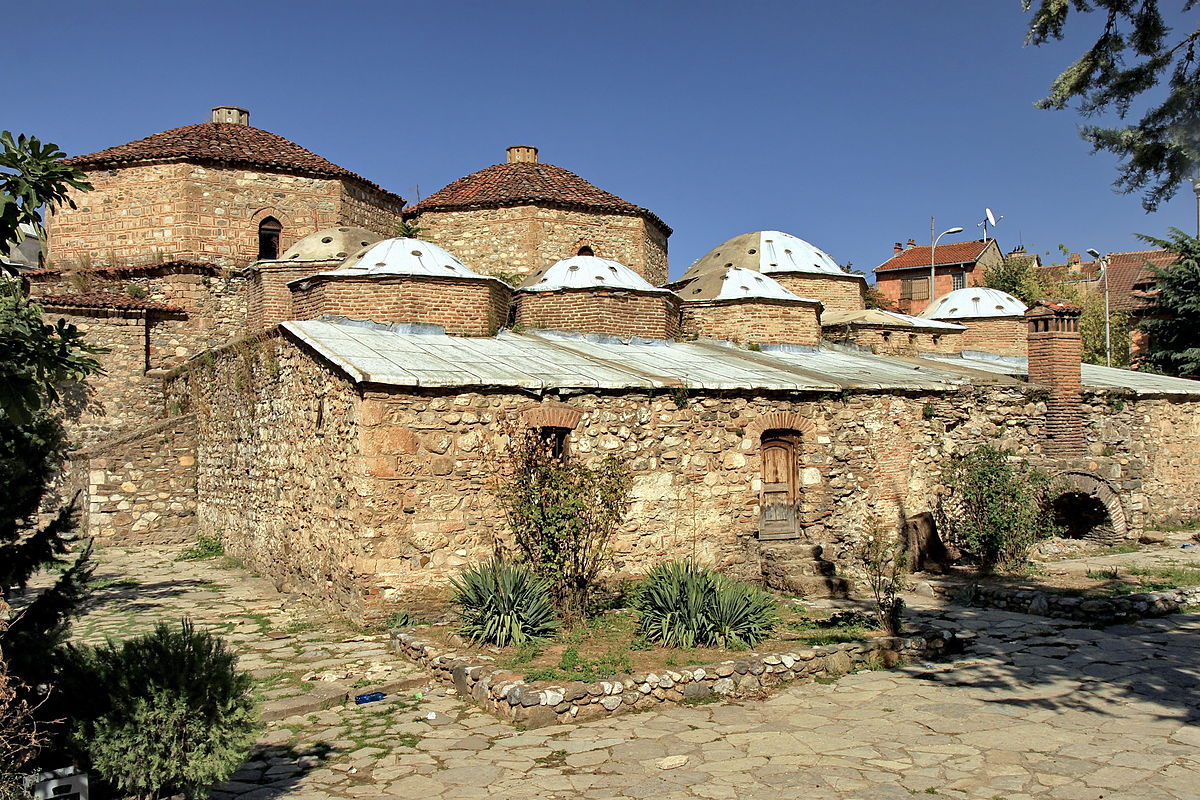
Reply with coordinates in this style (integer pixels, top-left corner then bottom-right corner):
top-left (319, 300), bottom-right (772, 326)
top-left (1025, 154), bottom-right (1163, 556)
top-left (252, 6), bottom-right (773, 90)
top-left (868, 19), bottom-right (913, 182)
top-left (67, 545), bottom-right (1200, 799)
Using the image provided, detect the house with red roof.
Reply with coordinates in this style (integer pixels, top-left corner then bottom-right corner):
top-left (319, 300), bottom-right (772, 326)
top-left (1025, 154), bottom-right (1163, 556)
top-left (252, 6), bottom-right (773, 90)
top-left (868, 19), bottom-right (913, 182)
top-left (873, 238), bottom-right (1003, 314)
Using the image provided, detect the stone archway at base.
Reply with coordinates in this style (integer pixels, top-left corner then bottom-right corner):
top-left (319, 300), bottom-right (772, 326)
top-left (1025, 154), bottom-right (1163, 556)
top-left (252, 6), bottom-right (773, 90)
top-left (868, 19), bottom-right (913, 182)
top-left (1053, 471), bottom-right (1128, 543)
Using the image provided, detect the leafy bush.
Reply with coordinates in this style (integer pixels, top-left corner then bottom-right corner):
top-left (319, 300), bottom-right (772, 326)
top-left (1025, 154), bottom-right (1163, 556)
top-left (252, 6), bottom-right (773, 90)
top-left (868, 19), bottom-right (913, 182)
top-left (941, 445), bottom-right (1058, 573)
top-left (450, 559), bottom-right (558, 646)
top-left (857, 520), bottom-right (907, 636)
top-left (634, 561), bottom-right (777, 649)
top-left (69, 620), bottom-right (258, 800)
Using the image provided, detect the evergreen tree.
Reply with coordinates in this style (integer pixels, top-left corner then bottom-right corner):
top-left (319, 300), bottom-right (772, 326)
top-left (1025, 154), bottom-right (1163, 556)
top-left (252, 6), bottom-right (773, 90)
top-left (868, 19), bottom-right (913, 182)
top-left (1137, 228), bottom-right (1200, 375)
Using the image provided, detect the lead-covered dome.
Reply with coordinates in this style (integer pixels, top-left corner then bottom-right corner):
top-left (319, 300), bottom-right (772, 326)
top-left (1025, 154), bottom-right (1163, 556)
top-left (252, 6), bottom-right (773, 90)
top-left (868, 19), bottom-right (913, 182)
top-left (682, 231), bottom-right (853, 281)
top-left (326, 237), bottom-right (490, 280)
top-left (920, 287), bottom-right (1027, 320)
top-left (518, 255), bottom-right (671, 294)
top-left (678, 266), bottom-right (817, 303)
top-left (279, 227), bottom-right (383, 262)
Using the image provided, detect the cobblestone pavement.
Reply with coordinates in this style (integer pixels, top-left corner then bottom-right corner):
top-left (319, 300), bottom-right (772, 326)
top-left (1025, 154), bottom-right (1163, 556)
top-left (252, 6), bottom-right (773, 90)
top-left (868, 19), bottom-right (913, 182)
top-left (72, 546), bottom-right (1200, 800)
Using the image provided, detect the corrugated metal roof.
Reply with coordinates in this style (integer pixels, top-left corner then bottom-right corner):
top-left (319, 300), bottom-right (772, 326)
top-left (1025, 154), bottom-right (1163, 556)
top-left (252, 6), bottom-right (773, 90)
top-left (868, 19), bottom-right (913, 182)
top-left (821, 309), bottom-right (966, 331)
top-left (920, 353), bottom-right (1200, 396)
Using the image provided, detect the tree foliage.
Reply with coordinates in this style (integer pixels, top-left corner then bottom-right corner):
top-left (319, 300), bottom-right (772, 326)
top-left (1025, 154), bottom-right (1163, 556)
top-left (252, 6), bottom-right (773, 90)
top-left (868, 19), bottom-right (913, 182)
top-left (983, 255), bottom-right (1049, 305)
top-left (489, 420), bottom-right (633, 621)
top-left (0, 131), bottom-right (91, 249)
top-left (1025, 1), bottom-right (1200, 210)
top-left (1136, 227), bottom-right (1200, 374)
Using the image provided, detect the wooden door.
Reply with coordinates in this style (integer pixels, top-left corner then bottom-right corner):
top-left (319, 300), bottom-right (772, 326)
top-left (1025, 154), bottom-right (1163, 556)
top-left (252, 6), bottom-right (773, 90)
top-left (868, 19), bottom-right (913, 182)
top-left (760, 437), bottom-right (798, 540)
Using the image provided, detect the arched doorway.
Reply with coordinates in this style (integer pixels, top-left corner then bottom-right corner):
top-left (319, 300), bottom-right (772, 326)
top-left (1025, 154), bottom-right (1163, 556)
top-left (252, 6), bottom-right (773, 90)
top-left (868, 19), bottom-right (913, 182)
top-left (1049, 471), bottom-right (1128, 544)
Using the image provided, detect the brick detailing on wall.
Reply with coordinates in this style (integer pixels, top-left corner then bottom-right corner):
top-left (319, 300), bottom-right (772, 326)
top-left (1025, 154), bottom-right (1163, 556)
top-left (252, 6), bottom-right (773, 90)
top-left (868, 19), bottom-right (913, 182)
top-left (70, 416), bottom-right (198, 544)
top-left (519, 402), bottom-right (584, 430)
top-left (513, 289), bottom-right (679, 339)
top-left (956, 317), bottom-right (1028, 358)
top-left (248, 260), bottom-right (342, 328)
top-left (412, 206), bottom-right (669, 286)
top-left (1027, 301), bottom-right (1085, 456)
top-left (1054, 470), bottom-right (1128, 540)
top-left (746, 411), bottom-right (817, 438)
top-left (769, 273), bottom-right (866, 312)
top-left (45, 163), bottom-right (404, 269)
top-left (289, 275), bottom-right (511, 337)
top-left (821, 325), bottom-right (963, 356)
top-left (681, 299), bottom-right (821, 347)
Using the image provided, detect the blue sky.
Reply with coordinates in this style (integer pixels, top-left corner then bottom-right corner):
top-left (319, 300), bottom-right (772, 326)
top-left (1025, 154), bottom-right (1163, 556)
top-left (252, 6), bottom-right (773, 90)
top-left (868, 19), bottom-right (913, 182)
top-left (14, 0), bottom-right (1197, 280)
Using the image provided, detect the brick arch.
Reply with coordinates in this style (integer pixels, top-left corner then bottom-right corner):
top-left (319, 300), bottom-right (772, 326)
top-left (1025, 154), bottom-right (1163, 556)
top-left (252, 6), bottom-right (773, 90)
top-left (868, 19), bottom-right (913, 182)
top-left (572, 238), bottom-right (599, 258)
top-left (1053, 470), bottom-right (1128, 541)
top-left (519, 402), bottom-right (584, 430)
top-left (251, 207), bottom-right (299, 255)
top-left (746, 411), bottom-right (817, 439)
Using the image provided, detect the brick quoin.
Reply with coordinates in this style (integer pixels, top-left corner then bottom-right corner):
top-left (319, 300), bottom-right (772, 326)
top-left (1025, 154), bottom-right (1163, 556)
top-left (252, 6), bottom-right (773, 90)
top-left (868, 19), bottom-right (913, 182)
top-left (681, 300), bottom-right (821, 346)
top-left (514, 290), bottom-right (679, 339)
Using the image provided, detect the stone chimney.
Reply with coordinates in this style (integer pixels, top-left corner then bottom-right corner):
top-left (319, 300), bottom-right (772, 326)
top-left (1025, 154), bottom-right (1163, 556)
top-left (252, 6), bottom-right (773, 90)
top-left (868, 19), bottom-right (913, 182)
top-left (506, 145), bottom-right (538, 164)
top-left (894, 242), bottom-right (903, 255)
top-left (1025, 300), bottom-right (1085, 456)
top-left (906, 238), bottom-right (916, 250)
top-left (211, 105), bottom-right (249, 125)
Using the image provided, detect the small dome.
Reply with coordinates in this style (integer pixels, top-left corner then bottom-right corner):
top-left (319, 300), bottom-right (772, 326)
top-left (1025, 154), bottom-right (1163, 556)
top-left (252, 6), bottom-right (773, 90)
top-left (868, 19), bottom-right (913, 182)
top-left (325, 238), bottom-right (487, 279)
top-left (920, 287), bottom-right (1028, 320)
top-left (518, 255), bottom-right (670, 293)
top-left (679, 266), bottom-right (817, 303)
top-left (279, 227), bottom-right (383, 261)
top-left (682, 231), bottom-right (854, 282)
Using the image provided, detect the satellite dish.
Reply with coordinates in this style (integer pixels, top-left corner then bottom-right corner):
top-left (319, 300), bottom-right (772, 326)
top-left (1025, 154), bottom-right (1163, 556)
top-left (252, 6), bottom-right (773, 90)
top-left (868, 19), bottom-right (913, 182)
top-left (985, 208), bottom-right (998, 227)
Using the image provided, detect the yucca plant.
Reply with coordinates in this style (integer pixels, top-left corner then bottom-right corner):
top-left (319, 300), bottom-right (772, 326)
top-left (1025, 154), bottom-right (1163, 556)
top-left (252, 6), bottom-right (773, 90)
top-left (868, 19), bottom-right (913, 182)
top-left (635, 561), bottom-right (778, 649)
top-left (450, 559), bottom-right (558, 646)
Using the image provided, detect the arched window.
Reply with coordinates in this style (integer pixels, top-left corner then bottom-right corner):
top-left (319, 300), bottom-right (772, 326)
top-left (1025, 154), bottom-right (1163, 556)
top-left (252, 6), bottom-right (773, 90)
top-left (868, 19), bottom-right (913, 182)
top-left (258, 216), bottom-right (282, 260)
top-left (577, 245), bottom-right (595, 257)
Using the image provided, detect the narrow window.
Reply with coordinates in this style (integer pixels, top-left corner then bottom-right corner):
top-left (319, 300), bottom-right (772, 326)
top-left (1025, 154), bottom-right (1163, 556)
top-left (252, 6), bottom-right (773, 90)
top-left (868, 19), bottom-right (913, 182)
top-left (258, 216), bottom-right (282, 260)
top-left (577, 245), bottom-right (595, 257)
top-left (952, 271), bottom-right (966, 290)
top-left (539, 426), bottom-right (570, 459)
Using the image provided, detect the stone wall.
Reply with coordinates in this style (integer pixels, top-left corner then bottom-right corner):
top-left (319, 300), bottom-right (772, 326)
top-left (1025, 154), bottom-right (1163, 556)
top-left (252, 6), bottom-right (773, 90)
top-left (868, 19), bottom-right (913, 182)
top-left (681, 300), bottom-right (821, 347)
top-left (290, 277), bottom-right (510, 337)
top-left (167, 329), bottom-right (1200, 619)
top-left (822, 326), bottom-right (963, 356)
top-left (414, 206), bottom-right (669, 285)
top-left (46, 163), bottom-right (402, 268)
top-left (514, 290), bottom-right (679, 339)
top-left (71, 416), bottom-right (198, 544)
top-left (771, 274), bottom-right (865, 312)
top-left (925, 580), bottom-right (1200, 625)
top-left (954, 317), bottom-right (1027, 358)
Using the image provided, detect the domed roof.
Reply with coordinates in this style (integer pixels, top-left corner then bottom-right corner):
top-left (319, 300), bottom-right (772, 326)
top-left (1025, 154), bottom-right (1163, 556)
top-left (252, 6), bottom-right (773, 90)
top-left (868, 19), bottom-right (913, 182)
top-left (677, 266), bottom-right (818, 303)
top-left (682, 231), bottom-right (857, 282)
top-left (518, 255), bottom-right (669, 294)
top-left (920, 287), bottom-right (1028, 320)
top-left (278, 227), bottom-right (383, 262)
top-left (322, 238), bottom-right (489, 280)
top-left (403, 149), bottom-right (670, 234)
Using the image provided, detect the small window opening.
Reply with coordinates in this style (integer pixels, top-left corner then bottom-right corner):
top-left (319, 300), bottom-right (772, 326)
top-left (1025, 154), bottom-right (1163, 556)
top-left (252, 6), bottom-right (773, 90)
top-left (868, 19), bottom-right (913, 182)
top-left (952, 271), bottom-right (966, 290)
top-left (539, 426), bottom-right (570, 459)
top-left (577, 246), bottom-right (595, 256)
top-left (258, 216), bottom-right (282, 260)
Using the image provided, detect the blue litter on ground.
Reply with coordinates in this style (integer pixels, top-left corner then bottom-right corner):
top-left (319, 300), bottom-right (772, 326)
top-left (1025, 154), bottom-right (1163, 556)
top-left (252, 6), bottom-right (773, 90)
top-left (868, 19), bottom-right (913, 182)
top-left (354, 691), bottom-right (386, 704)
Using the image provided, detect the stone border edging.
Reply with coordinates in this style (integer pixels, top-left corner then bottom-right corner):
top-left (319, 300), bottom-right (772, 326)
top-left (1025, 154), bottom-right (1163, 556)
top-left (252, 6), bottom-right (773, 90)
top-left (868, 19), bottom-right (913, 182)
top-left (389, 627), bottom-right (967, 728)
top-left (925, 581), bottom-right (1200, 624)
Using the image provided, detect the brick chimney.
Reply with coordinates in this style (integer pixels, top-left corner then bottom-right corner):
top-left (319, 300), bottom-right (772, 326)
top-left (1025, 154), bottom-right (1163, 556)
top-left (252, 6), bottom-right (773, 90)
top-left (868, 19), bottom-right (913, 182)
top-left (1068, 252), bottom-right (1081, 266)
top-left (906, 238), bottom-right (916, 250)
top-left (506, 145), bottom-right (538, 163)
top-left (894, 242), bottom-right (903, 255)
top-left (211, 105), bottom-right (249, 125)
top-left (1025, 299), bottom-right (1085, 456)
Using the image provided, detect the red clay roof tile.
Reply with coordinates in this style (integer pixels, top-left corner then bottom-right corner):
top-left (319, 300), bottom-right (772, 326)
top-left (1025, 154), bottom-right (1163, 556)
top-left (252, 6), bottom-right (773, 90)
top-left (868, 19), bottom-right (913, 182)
top-left (36, 292), bottom-right (183, 312)
top-left (875, 240), bottom-right (991, 272)
top-left (404, 161), bottom-right (671, 234)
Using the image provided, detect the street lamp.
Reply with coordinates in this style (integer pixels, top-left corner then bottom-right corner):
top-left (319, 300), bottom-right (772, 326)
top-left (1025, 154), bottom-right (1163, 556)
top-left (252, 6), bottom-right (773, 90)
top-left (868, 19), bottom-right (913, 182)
top-left (929, 221), bottom-right (964, 312)
top-left (1087, 248), bottom-right (1111, 367)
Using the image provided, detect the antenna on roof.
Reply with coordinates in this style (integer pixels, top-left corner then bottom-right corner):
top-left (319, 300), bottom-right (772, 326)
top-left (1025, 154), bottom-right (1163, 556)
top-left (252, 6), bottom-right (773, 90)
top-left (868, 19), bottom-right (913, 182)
top-left (980, 208), bottom-right (1003, 242)
top-left (984, 208), bottom-right (1003, 242)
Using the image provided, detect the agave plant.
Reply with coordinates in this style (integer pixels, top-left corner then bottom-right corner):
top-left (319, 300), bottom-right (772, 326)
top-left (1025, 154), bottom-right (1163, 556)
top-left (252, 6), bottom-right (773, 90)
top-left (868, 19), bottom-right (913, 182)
top-left (450, 559), bottom-right (558, 646)
top-left (635, 561), bottom-right (778, 649)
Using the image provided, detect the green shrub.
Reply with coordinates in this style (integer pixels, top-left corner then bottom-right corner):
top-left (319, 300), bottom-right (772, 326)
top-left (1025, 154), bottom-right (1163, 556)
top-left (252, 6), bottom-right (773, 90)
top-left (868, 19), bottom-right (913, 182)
top-left (176, 534), bottom-right (223, 561)
top-left (69, 620), bottom-right (258, 800)
top-left (634, 561), bottom-right (777, 649)
top-left (450, 559), bottom-right (558, 646)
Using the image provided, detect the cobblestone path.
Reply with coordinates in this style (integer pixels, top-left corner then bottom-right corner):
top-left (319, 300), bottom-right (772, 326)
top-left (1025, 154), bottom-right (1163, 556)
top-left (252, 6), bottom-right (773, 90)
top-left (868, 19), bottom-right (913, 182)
top-left (72, 546), bottom-right (1200, 800)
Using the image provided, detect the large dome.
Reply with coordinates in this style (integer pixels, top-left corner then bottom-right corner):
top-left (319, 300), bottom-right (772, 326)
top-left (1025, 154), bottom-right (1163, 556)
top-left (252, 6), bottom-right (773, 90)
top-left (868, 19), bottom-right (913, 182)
top-left (325, 238), bottom-right (488, 280)
top-left (518, 255), bottom-right (669, 293)
top-left (920, 287), bottom-right (1027, 320)
top-left (682, 231), bottom-right (854, 282)
top-left (279, 227), bottom-right (383, 262)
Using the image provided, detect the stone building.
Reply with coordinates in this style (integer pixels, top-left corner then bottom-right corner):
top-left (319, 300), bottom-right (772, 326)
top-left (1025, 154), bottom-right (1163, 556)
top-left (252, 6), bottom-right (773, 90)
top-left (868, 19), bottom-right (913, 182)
top-left (27, 111), bottom-right (1200, 622)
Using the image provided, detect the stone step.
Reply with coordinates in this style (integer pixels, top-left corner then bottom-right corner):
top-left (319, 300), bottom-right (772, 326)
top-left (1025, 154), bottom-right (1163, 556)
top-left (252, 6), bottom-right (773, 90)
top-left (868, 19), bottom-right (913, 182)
top-left (766, 573), bottom-right (851, 599)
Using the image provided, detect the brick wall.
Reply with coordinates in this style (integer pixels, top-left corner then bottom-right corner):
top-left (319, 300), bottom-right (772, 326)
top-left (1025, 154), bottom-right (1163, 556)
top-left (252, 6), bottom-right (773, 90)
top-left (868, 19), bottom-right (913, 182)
top-left (514, 290), bottom-right (679, 339)
top-left (1027, 305), bottom-right (1085, 456)
top-left (290, 276), bottom-right (511, 336)
top-left (823, 326), bottom-right (963, 356)
top-left (957, 317), bottom-right (1027, 358)
top-left (249, 261), bottom-right (340, 328)
top-left (414, 206), bottom-right (669, 285)
top-left (45, 163), bottom-right (403, 268)
top-left (770, 273), bottom-right (866, 312)
top-left (681, 300), bottom-right (821, 346)
top-left (70, 416), bottom-right (197, 544)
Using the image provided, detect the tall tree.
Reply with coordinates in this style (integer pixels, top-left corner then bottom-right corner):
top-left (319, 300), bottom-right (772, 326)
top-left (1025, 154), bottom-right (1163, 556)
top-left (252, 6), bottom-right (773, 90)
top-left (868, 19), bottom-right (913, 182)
top-left (1136, 227), bottom-right (1200, 374)
top-left (1025, 1), bottom-right (1200, 211)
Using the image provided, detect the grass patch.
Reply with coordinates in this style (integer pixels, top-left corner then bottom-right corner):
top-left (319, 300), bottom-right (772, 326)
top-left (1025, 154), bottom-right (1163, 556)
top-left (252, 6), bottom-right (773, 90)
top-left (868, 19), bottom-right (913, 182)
top-left (177, 534), bottom-right (224, 561)
top-left (89, 576), bottom-right (140, 591)
top-left (1100, 542), bottom-right (1140, 556)
top-left (1086, 569), bottom-right (1121, 581)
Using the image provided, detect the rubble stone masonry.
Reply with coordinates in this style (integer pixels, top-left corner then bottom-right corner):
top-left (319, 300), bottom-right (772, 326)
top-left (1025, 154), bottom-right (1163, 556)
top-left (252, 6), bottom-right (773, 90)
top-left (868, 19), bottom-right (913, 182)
top-left (163, 331), bottom-right (1200, 620)
top-left (414, 206), bottom-right (669, 285)
top-left (681, 300), bottom-right (821, 347)
top-left (514, 290), bottom-right (679, 339)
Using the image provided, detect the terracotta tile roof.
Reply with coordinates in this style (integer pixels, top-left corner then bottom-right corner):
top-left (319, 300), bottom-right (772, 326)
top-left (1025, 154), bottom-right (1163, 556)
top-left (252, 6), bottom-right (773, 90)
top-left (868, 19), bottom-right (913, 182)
top-left (36, 292), bottom-right (183, 312)
top-left (875, 240), bottom-right (991, 272)
top-left (64, 123), bottom-right (404, 204)
top-left (25, 260), bottom-right (224, 278)
top-left (1038, 248), bottom-right (1177, 314)
top-left (404, 161), bottom-right (671, 234)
